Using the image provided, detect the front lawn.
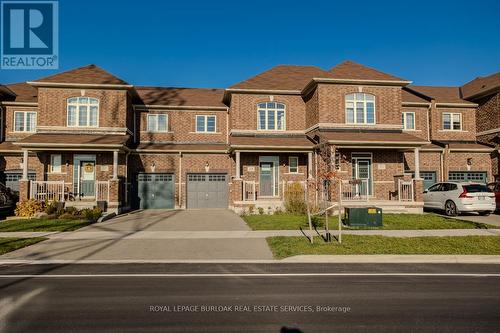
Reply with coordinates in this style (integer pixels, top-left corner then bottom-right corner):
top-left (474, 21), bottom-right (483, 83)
top-left (0, 237), bottom-right (47, 255)
top-left (267, 235), bottom-right (500, 259)
top-left (242, 213), bottom-right (496, 230)
top-left (0, 218), bottom-right (94, 232)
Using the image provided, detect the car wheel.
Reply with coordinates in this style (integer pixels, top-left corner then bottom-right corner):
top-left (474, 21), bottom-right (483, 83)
top-left (478, 211), bottom-right (490, 216)
top-left (445, 200), bottom-right (458, 216)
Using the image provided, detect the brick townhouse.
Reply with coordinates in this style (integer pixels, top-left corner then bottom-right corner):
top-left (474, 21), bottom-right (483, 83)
top-left (0, 61), bottom-right (497, 214)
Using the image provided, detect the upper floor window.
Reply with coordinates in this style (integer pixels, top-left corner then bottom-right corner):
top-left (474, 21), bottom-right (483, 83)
top-left (257, 102), bottom-right (285, 131)
top-left (402, 112), bottom-right (415, 130)
top-left (67, 97), bottom-right (99, 127)
top-left (345, 93), bottom-right (375, 124)
top-left (443, 112), bottom-right (461, 131)
top-left (147, 114), bottom-right (168, 132)
top-left (14, 111), bottom-right (36, 132)
top-left (196, 115), bottom-right (216, 133)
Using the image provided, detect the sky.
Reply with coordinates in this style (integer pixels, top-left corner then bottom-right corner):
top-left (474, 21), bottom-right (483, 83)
top-left (1, 0), bottom-right (499, 88)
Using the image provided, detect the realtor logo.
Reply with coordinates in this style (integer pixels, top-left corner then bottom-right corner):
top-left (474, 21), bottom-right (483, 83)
top-left (1, 0), bottom-right (58, 69)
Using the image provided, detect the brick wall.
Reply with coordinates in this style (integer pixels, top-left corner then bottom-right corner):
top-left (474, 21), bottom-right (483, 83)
top-left (475, 92), bottom-right (500, 134)
top-left (4, 106), bottom-right (38, 141)
top-left (138, 109), bottom-right (227, 143)
top-left (402, 106), bottom-right (429, 140)
top-left (229, 93), bottom-right (306, 130)
top-left (430, 106), bottom-right (476, 141)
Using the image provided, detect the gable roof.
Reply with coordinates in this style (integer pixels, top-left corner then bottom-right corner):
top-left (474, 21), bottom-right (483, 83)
top-left (32, 64), bottom-right (129, 86)
top-left (135, 87), bottom-right (225, 108)
top-left (406, 86), bottom-right (475, 105)
top-left (2, 82), bottom-right (38, 102)
top-left (461, 72), bottom-right (500, 99)
top-left (229, 65), bottom-right (333, 91)
top-left (401, 88), bottom-right (430, 104)
top-left (329, 60), bottom-right (407, 82)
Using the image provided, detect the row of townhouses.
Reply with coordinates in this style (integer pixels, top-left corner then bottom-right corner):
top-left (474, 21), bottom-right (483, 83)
top-left (0, 61), bottom-right (499, 214)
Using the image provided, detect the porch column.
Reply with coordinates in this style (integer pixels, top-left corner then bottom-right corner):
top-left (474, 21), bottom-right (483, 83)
top-left (414, 147), bottom-right (421, 180)
top-left (307, 152), bottom-right (313, 179)
top-left (22, 150), bottom-right (29, 180)
top-left (235, 151), bottom-right (241, 179)
top-left (112, 150), bottom-right (119, 180)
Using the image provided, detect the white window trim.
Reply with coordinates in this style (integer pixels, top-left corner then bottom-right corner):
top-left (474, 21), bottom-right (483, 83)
top-left (442, 112), bottom-right (462, 131)
top-left (195, 115), bottom-right (217, 133)
top-left (13, 111), bottom-right (37, 132)
top-left (345, 93), bottom-right (376, 125)
top-left (257, 103), bottom-right (286, 131)
top-left (402, 112), bottom-right (416, 130)
top-left (50, 154), bottom-right (62, 173)
top-left (67, 97), bottom-right (99, 127)
top-left (146, 114), bottom-right (169, 133)
top-left (288, 156), bottom-right (299, 173)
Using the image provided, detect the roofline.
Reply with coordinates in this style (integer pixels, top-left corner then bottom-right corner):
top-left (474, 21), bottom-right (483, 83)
top-left (13, 142), bottom-right (128, 150)
top-left (27, 81), bottom-right (134, 89)
top-left (448, 147), bottom-right (495, 152)
top-left (225, 88), bottom-right (302, 94)
top-left (462, 85), bottom-right (500, 100)
top-left (0, 101), bottom-right (38, 106)
top-left (133, 104), bottom-right (227, 111)
top-left (312, 77), bottom-right (412, 85)
top-left (326, 139), bottom-right (430, 146)
top-left (229, 145), bottom-right (313, 150)
top-left (435, 102), bottom-right (478, 108)
top-left (133, 148), bottom-right (228, 153)
top-left (402, 101), bottom-right (431, 107)
top-left (306, 123), bottom-right (403, 133)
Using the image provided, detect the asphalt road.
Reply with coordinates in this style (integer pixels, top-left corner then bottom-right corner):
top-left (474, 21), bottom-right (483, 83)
top-left (0, 263), bottom-right (499, 332)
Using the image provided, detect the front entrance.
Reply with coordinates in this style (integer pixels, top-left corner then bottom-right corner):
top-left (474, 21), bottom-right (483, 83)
top-left (352, 154), bottom-right (373, 195)
top-left (187, 173), bottom-right (228, 209)
top-left (259, 162), bottom-right (274, 197)
top-left (79, 161), bottom-right (95, 197)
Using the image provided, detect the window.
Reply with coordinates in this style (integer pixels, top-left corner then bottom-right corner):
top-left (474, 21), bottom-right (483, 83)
top-left (345, 93), bottom-right (375, 124)
top-left (443, 113), bottom-right (461, 130)
top-left (428, 183), bottom-right (443, 192)
top-left (402, 112), bottom-right (415, 130)
top-left (14, 111), bottom-right (36, 132)
top-left (67, 97), bottom-right (99, 127)
top-left (257, 102), bottom-right (285, 130)
top-left (147, 114), bottom-right (168, 132)
top-left (50, 154), bottom-right (62, 173)
top-left (289, 156), bottom-right (299, 173)
top-left (196, 115), bottom-right (216, 133)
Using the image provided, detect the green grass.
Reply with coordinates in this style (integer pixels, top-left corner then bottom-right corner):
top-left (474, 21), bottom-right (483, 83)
top-left (0, 237), bottom-right (47, 255)
top-left (0, 218), bottom-right (94, 232)
top-left (242, 213), bottom-right (497, 230)
top-left (267, 235), bottom-right (500, 259)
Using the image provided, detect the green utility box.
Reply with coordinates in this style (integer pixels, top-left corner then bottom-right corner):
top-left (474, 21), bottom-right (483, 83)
top-left (344, 207), bottom-right (383, 227)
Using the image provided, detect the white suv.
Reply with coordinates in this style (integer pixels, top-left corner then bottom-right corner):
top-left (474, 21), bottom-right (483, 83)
top-left (423, 182), bottom-right (495, 216)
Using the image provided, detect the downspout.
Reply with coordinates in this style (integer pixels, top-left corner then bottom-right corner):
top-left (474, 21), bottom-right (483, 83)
top-left (439, 150), bottom-right (444, 182)
top-left (124, 151), bottom-right (130, 207)
top-left (426, 103), bottom-right (431, 142)
top-left (226, 106), bottom-right (229, 145)
top-left (0, 106), bottom-right (4, 142)
top-left (178, 152), bottom-right (182, 209)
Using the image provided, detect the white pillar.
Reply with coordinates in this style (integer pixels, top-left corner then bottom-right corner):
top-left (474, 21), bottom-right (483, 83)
top-left (22, 150), bottom-right (29, 180)
top-left (235, 151), bottom-right (241, 179)
top-left (308, 152), bottom-right (313, 179)
top-left (112, 150), bottom-right (119, 180)
top-left (414, 147), bottom-right (421, 179)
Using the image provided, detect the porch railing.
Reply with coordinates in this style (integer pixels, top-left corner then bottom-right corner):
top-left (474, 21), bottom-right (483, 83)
top-left (30, 180), bottom-right (65, 202)
top-left (95, 180), bottom-right (110, 202)
top-left (340, 179), bottom-right (369, 201)
top-left (243, 181), bottom-right (256, 201)
top-left (398, 179), bottom-right (414, 202)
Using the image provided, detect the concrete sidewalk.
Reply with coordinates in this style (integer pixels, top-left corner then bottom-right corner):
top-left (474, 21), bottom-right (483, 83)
top-left (2, 228), bottom-right (500, 240)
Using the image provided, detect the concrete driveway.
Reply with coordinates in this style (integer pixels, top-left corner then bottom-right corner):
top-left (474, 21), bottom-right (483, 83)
top-left (1, 210), bottom-right (274, 261)
top-left (452, 212), bottom-right (500, 227)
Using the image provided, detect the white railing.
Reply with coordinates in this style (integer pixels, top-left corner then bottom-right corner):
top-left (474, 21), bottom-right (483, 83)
top-left (243, 181), bottom-right (256, 201)
top-left (340, 179), bottom-right (369, 201)
top-left (95, 180), bottom-right (110, 202)
top-left (398, 179), bottom-right (414, 202)
top-left (30, 180), bottom-right (65, 202)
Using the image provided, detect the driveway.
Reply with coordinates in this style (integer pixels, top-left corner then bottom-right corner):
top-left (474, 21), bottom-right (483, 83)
top-left (0, 210), bottom-right (274, 261)
top-left (452, 212), bottom-right (500, 227)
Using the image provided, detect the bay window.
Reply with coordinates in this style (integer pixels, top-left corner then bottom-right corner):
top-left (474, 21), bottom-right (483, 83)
top-left (345, 93), bottom-right (375, 124)
top-left (257, 102), bottom-right (285, 130)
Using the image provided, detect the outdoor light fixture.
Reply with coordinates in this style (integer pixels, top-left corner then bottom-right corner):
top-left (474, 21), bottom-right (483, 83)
top-left (151, 162), bottom-right (156, 172)
top-left (205, 162), bottom-right (210, 172)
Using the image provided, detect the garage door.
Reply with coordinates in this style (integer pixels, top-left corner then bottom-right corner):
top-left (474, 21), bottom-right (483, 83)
top-left (420, 172), bottom-right (437, 190)
top-left (187, 173), bottom-right (228, 209)
top-left (448, 171), bottom-right (488, 183)
top-left (137, 173), bottom-right (174, 209)
top-left (1, 171), bottom-right (36, 194)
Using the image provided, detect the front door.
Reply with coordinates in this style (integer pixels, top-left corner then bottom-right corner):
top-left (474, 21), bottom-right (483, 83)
top-left (352, 158), bottom-right (372, 195)
top-left (80, 161), bottom-right (95, 197)
top-left (259, 162), bottom-right (274, 197)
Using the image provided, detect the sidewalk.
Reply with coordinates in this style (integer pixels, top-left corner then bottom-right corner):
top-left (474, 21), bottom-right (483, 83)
top-left (2, 228), bottom-right (500, 240)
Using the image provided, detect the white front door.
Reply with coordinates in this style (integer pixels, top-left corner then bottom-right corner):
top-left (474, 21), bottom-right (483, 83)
top-left (352, 157), bottom-right (373, 195)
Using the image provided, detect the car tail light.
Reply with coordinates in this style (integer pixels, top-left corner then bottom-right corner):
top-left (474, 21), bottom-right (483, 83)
top-left (459, 188), bottom-right (472, 198)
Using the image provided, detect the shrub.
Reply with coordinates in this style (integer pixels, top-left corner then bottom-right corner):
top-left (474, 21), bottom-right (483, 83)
top-left (45, 199), bottom-right (59, 215)
top-left (284, 182), bottom-right (307, 215)
top-left (274, 207), bottom-right (284, 215)
top-left (14, 199), bottom-right (43, 217)
top-left (248, 204), bottom-right (255, 215)
top-left (64, 206), bottom-right (80, 216)
top-left (258, 207), bottom-right (264, 215)
top-left (81, 207), bottom-right (102, 222)
top-left (58, 212), bottom-right (80, 220)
